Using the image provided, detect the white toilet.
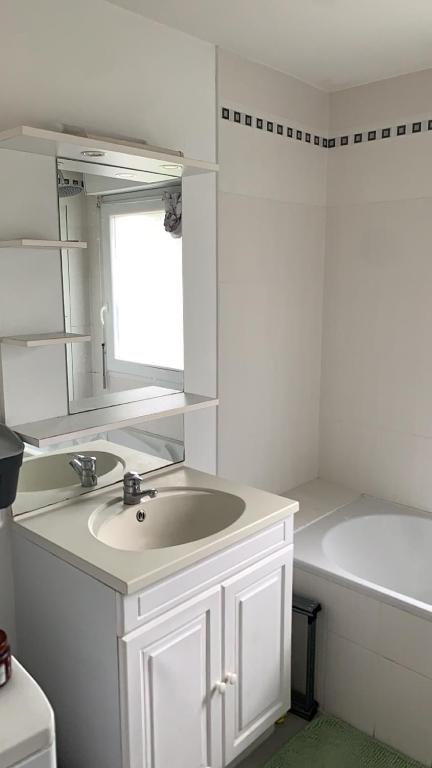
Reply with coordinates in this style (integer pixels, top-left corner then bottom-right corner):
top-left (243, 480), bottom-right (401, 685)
top-left (0, 657), bottom-right (56, 768)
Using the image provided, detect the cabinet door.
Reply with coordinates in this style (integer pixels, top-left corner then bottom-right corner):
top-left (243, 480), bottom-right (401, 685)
top-left (223, 547), bottom-right (293, 764)
top-left (119, 588), bottom-right (222, 768)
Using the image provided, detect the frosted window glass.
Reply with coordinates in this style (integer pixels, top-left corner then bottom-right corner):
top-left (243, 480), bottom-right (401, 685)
top-left (110, 210), bottom-right (183, 370)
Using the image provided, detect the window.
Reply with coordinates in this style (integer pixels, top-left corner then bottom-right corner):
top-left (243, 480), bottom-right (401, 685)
top-left (102, 198), bottom-right (183, 382)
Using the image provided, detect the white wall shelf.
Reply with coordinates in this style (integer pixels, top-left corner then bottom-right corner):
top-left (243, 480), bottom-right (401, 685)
top-left (11, 392), bottom-right (219, 447)
top-left (0, 332), bottom-right (91, 347)
top-left (69, 385), bottom-right (181, 414)
top-left (0, 126), bottom-right (219, 178)
top-left (0, 239), bottom-right (87, 249)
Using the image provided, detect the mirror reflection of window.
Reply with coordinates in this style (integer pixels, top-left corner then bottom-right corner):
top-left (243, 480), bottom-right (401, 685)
top-left (58, 159), bottom-right (184, 414)
top-left (104, 203), bottom-right (183, 377)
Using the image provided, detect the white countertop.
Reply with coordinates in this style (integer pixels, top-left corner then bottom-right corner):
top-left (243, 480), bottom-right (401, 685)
top-left (13, 467), bottom-right (298, 595)
top-left (0, 658), bottom-right (54, 768)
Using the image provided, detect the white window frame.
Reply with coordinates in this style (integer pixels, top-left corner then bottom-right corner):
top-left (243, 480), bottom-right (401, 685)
top-left (100, 194), bottom-right (184, 391)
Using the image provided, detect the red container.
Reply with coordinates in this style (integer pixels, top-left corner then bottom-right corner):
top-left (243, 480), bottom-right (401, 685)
top-left (0, 630), bottom-right (11, 688)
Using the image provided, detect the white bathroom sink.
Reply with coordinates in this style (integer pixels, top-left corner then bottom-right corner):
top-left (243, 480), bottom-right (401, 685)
top-left (89, 487), bottom-right (246, 551)
top-left (18, 451), bottom-right (125, 493)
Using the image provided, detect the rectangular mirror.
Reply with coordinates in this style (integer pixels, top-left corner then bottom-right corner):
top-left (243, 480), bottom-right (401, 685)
top-left (57, 158), bottom-right (184, 414)
top-left (13, 413), bottom-right (185, 515)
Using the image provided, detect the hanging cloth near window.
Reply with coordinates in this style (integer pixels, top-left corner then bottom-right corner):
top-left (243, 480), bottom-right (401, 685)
top-left (163, 191), bottom-right (182, 238)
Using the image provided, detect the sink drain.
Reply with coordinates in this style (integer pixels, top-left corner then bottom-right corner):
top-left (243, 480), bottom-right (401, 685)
top-left (136, 509), bottom-right (146, 523)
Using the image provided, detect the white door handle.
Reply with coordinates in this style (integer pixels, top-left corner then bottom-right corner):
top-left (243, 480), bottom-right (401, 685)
top-left (216, 681), bottom-right (227, 694)
top-left (225, 672), bottom-right (237, 686)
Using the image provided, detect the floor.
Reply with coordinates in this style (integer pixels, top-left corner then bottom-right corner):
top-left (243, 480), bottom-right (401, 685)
top-left (237, 714), bottom-right (307, 768)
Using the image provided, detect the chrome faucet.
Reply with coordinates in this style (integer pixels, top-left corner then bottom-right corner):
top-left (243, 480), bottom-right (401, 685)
top-left (123, 472), bottom-right (158, 505)
top-left (69, 454), bottom-right (98, 488)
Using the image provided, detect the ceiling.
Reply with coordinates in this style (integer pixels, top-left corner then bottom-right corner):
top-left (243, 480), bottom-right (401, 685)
top-left (106, 0), bottom-right (432, 91)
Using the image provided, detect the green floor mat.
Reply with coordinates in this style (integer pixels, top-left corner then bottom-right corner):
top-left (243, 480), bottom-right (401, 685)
top-left (264, 716), bottom-right (426, 768)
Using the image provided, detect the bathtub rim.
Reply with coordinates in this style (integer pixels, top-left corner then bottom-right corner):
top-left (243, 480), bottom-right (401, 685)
top-left (294, 557), bottom-right (432, 621)
top-left (294, 494), bottom-right (432, 622)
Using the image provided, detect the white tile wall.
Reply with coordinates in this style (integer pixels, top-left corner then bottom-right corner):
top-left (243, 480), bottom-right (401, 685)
top-left (375, 658), bottom-right (432, 765)
top-left (322, 198), bottom-right (432, 431)
top-left (322, 133), bottom-right (432, 510)
top-left (218, 278), bottom-right (322, 492)
top-left (218, 190), bottom-right (325, 491)
top-left (219, 193), bottom-right (326, 285)
top-left (319, 417), bottom-right (432, 511)
top-left (219, 121), bottom-right (328, 206)
top-left (327, 132), bottom-right (432, 205)
top-left (325, 632), bottom-right (379, 735)
top-left (217, 49), bottom-right (328, 491)
top-left (330, 68), bottom-right (432, 136)
top-left (326, 583), bottom-right (381, 653)
top-left (378, 603), bottom-right (432, 679)
top-left (293, 562), bottom-right (381, 657)
top-left (218, 57), bottom-right (432, 537)
top-left (219, 49), bottom-right (330, 135)
top-left (293, 565), bottom-right (432, 765)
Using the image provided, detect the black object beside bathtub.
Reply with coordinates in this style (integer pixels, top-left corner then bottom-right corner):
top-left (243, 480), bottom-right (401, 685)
top-left (291, 594), bottom-right (321, 719)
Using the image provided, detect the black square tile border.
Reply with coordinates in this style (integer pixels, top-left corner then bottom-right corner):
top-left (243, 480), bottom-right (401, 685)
top-left (221, 107), bottom-right (326, 146)
top-left (221, 107), bottom-right (432, 150)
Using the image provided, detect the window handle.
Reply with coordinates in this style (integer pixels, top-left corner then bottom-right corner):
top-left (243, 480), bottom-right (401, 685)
top-left (102, 343), bottom-right (107, 389)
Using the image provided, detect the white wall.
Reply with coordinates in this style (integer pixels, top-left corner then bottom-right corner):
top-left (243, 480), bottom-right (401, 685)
top-left (0, 0), bottom-right (217, 644)
top-left (0, 150), bottom-right (68, 426)
top-left (320, 68), bottom-right (432, 511)
top-left (217, 53), bottom-right (432, 510)
top-left (183, 173), bottom-right (218, 473)
top-left (217, 49), bottom-right (328, 493)
top-left (0, 0), bottom-right (216, 162)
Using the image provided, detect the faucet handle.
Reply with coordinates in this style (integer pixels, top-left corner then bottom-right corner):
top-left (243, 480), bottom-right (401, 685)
top-left (69, 453), bottom-right (98, 488)
top-left (123, 472), bottom-right (158, 505)
top-left (123, 471), bottom-right (141, 490)
top-left (76, 454), bottom-right (97, 471)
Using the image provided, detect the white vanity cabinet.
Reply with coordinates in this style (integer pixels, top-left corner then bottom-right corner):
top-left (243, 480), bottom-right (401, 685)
top-left (13, 516), bottom-right (294, 768)
top-left (223, 550), bottom-right (292, 764)
top-left (119, 546), bottom-right (292, 768)
top-left (120, 588), bottom-right (223, 768)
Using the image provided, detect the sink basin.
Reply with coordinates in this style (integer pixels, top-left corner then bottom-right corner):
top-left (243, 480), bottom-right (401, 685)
top-left (89, 487), bottom-right (246, 550)
top-left (18, 451), bottom-right (125, 493)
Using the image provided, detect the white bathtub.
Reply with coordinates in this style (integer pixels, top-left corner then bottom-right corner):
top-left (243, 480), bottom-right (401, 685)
top-left (295, 494), bottom-right (432, 616)
top-left (292, 491), bottom-right (432, 764)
